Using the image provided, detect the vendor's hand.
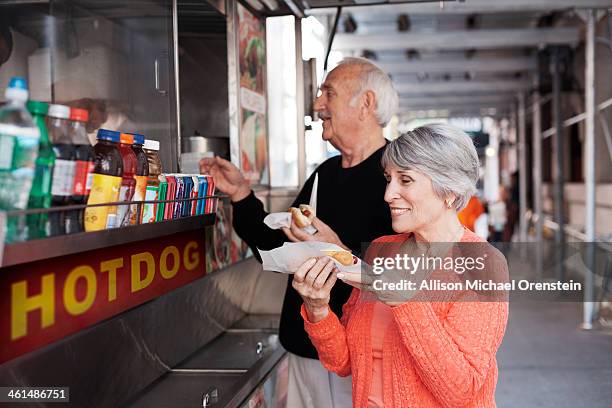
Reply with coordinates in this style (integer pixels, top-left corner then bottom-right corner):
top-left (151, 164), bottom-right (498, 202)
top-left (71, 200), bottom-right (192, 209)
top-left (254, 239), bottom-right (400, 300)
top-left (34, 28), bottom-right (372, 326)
top-left (292, 257), bottom-right (338, 323)
top-left (199, 156), bottom-right (251, 202)
top-left (282, 217), bottom-right (349, 250)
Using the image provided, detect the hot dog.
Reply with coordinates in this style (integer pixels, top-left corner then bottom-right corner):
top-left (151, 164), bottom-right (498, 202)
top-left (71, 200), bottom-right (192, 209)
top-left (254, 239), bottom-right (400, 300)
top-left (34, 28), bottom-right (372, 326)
top-left (322, 250), bottom-right (356, 266)
top-left (289, 204), bottom-right (315, 228)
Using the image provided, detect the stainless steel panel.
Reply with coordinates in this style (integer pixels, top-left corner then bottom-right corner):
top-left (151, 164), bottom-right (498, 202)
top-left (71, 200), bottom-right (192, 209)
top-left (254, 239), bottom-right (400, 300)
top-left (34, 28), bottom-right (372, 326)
top-left (176, 332), bottom-right (280, 370)
top-left (230, 314), bottom-right (280, 331)
top-left (128, 372), bottom-right (243, 408)
top-left (0, 258), bottom-right (263, 407)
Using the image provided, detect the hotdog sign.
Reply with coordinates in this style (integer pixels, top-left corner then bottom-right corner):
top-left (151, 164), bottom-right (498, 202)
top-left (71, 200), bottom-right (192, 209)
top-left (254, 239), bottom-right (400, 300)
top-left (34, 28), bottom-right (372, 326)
top-left (0, 231), bottom-right (206, 364)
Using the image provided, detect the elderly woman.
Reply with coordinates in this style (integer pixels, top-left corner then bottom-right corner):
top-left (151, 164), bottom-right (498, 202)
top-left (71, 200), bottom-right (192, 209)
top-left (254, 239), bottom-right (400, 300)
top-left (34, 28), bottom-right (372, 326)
top-left (293, 124), bottom-right (509, 408)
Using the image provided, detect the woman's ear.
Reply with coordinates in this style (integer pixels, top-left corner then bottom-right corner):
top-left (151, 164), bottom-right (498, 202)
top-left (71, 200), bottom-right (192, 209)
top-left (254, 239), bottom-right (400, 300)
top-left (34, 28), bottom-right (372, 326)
top-left (360, 90), bottom-right (376, 120)
top-left (445, 196), bottom-right (457, 209)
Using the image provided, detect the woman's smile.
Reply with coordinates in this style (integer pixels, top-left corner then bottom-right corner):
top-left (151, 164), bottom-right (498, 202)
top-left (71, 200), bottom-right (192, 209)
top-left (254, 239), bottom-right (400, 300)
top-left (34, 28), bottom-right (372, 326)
top-left (390, 207), bottom-right (411, 217)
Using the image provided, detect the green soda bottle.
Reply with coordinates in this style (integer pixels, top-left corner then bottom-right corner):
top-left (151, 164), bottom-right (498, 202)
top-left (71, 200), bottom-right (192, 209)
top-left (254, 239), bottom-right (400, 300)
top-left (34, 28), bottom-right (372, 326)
top-left (26, 101), bottom-right (55, 239)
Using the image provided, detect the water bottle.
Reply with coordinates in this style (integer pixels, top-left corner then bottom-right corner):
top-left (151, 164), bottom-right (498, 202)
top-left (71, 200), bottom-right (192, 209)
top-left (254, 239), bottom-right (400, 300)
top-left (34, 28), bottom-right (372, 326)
top-left (26, 100), bottom-right (55, 240)
top-left (0, 77), bottom-right (41, 242)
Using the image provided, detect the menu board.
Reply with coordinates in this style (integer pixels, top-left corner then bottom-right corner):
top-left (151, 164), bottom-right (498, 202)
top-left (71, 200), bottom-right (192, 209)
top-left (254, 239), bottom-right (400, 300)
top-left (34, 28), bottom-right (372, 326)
top-left (237, 3), bottom-right (269, 185)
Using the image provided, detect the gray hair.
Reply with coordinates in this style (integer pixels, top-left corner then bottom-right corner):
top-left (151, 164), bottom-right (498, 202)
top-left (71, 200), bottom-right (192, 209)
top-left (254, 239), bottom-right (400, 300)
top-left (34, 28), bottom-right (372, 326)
top-left (381, 123), bottom-right (480, 211)
top-left (336, 57), bottom-right (398, 127)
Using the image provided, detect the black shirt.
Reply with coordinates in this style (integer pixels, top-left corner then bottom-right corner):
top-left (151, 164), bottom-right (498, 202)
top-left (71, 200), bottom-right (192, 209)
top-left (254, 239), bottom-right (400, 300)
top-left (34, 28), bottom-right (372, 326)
top-left (232, 144), bottom-right (393, 359)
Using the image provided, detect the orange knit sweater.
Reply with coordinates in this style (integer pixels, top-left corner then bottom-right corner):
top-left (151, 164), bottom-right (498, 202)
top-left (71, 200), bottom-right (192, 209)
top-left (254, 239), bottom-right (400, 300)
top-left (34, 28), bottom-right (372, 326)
top-left (301, 229), bottom-right (509, 408)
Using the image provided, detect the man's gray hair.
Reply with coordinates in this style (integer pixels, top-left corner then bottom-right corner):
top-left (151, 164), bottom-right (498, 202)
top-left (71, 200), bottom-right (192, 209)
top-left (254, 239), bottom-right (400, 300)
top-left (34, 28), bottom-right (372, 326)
top-left (336, 57), bottom-right (398, 127)
top-left (381, 123), bottom-right (480, 211)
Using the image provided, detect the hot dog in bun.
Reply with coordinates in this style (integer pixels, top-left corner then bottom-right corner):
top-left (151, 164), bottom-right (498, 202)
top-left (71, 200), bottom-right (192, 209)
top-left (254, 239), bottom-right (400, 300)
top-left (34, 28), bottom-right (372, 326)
top-left (322, 250), bottom-right (357, 266)
top-left (289, 204), bottom-right (315, 228)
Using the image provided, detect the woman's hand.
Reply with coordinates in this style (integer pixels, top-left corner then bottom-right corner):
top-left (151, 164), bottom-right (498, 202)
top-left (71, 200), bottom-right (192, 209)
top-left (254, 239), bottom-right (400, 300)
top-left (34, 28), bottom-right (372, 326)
top-left (282, 217), bottom-right (350, 250)
top-left (292, 257), bottom-right (338, 323)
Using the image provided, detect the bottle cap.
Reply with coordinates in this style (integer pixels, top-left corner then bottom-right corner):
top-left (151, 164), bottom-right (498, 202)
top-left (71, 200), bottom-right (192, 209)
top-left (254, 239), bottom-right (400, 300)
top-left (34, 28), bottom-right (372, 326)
top-left (143, 139), bottom-right (160, 151)
top-left (120, 133), bottom-right (134, 145)
top-left (48, 104), bottom-right (71, 119)
top-left (130, 133), bottom-right (145, 146)
top-left (70, 108), bottom-right (89, 122)
top-left (5, 77), bottom-right (29, 102)
top-left (97, 128), bottom-right (121, 143)
top-left (27, 100), bottom-right (49, 115)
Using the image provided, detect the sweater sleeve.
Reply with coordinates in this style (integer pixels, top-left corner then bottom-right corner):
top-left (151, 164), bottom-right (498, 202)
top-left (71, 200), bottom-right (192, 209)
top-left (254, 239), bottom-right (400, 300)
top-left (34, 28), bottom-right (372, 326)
top-left (231, 176), bottom-right (314, 260)
top-left (301, 289), bottom-right (360, 377)
top-left (392, 297), bottom-right (508, 408)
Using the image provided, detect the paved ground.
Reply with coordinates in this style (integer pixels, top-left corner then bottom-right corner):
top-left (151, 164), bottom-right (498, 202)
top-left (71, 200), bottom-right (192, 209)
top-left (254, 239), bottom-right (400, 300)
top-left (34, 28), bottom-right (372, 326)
top-left (496, 253), bottom-right (612, 407)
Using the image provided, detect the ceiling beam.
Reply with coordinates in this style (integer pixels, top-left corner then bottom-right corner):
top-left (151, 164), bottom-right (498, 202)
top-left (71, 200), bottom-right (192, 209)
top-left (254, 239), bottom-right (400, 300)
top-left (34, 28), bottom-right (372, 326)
top-left (399, 94), bottom-right (517, 107)
top-left (398, 107), bottom-right (511, 119)
top-left (306, 0), bottom-right (612, 16)
top-left (394, 79), bottom-right (530, 95)
top-left (398, 103), bottom-right (511, 112)
top-left (377, 57), bottom-right (536, 75)
top-left (333, 27), bottom-right (579, 52)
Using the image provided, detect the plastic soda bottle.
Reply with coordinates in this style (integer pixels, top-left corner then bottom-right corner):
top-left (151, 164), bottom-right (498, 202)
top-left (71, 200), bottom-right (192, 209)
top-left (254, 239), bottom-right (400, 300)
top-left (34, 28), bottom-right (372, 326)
top-left (84, 129), bottom-right (123, 231)
top-left (47, 104), bottom-right (75, 236)
top-left (66, 107), bottom-right (94, 233)
top-left (0, 77), bottom-right (41, 242)
top-left (116, 133), bottom-right (137, 227)
top-left (129, 133), bottom-right (149, 225)
top-left (26, 100), bottom-right (54, 240)
top-left (140, 139), bottom-right (162, 223)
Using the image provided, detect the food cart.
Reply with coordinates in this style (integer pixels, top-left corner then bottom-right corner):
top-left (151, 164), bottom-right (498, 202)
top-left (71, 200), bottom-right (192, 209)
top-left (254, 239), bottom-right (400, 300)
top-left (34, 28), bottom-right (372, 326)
top-left (0, 0), bottom-right (306, 406)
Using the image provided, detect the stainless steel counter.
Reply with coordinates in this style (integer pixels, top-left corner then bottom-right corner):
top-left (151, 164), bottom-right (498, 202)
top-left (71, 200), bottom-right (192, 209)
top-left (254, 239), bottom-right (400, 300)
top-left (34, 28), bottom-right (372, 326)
top-left (127, 314), bottom-right (286, 408)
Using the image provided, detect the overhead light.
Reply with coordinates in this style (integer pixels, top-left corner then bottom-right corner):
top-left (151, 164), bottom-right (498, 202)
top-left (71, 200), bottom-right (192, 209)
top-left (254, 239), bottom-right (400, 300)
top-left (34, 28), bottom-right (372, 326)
top-left (485, 146), bottom-right (496, 157)
top-left (343, 14), bottom-right (358, 33)
top-left (362, 49), bottom-right (377, 60)
top-left (406, 49), bottom-right (420, 60)
top-left (397, 14), bottom-right (411, 32)
top-left (466, 14), bottom-right (478, 30)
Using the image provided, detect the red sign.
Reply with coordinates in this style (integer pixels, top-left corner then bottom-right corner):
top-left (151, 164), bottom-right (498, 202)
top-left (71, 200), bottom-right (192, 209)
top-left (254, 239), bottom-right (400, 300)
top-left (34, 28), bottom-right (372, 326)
top-left (0, 231), bottom-right (206, 364)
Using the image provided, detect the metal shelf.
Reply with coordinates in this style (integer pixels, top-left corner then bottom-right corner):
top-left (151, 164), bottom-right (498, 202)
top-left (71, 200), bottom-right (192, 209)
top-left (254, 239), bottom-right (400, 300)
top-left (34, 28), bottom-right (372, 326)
top-left (1, 213), bottom-right (216, 268)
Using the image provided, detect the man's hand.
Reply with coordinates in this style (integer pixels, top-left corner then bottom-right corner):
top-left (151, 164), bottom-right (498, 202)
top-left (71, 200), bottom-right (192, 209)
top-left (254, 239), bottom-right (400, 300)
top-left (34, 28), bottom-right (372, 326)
top-left (292, 257), bottom-right (338, 323)
top-left (199, 156), bottom-right (251, 202)
top-left (282, 217), bottom-right (349, 250)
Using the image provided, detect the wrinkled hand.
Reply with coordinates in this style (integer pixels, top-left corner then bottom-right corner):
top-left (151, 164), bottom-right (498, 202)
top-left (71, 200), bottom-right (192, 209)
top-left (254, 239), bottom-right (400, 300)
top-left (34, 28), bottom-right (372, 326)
top-left (282, 217), bottom-right (349, 250)
top-left (292, 257), bottom-right (338, 323)
top-left (337, 240), bottom-right (437, 306)
top-left (199, 156), bottom-right (250, 202)
top-left (336, 264), bottom-right (421, 306)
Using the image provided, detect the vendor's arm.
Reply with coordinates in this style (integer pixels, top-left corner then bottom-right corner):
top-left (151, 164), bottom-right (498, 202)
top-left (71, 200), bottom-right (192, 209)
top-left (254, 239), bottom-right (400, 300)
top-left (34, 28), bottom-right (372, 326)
top-left (200, 156), bottom-right (313, 254)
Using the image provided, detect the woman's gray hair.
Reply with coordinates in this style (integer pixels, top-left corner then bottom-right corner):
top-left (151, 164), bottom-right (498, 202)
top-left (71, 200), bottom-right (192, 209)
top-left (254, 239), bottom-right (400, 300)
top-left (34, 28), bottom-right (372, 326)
top-left (336, 57), bottom-right (398, 127)
top-left (381, 123), bottom-right (480, 211)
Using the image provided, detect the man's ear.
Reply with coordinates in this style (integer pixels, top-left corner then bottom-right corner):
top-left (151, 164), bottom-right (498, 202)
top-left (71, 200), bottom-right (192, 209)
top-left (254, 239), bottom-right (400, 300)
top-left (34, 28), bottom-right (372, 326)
top-left (360, 90), bottom-right (376, 120)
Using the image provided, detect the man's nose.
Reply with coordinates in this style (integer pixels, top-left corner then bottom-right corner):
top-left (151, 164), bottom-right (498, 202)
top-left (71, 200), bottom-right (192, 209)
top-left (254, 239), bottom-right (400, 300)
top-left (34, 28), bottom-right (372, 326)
top-left (313, 94), bottom-right (324, 112)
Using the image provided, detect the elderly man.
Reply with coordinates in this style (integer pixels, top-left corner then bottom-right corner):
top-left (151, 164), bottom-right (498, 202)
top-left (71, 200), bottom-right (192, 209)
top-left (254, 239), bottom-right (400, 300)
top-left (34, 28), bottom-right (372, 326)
top-left (200, 57), bottom-right (397, 408)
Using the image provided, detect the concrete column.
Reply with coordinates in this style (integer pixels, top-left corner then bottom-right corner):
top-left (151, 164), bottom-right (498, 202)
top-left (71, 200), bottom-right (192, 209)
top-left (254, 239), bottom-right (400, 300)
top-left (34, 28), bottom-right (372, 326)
top-left (582, 9), bottom-right (597, 330)
top-left (551, 46), bottom-right (566, 282)
top-left (518, 92), bottom-right (528, 243)
top-left (532, 76), bottom-right (544, 278)
top-left (295, 17), bottom-right (307, 187)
